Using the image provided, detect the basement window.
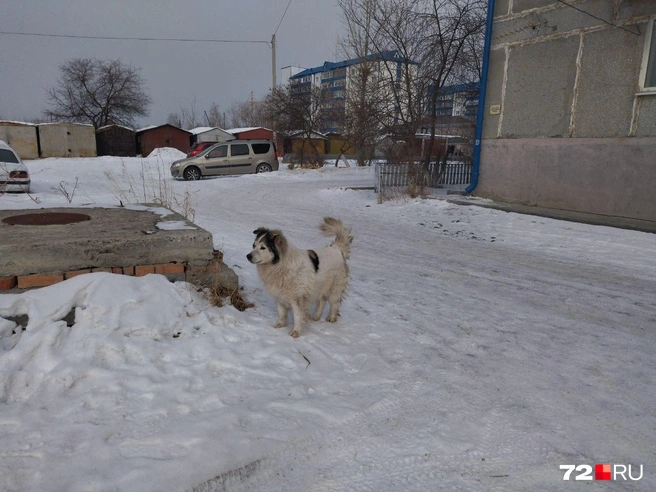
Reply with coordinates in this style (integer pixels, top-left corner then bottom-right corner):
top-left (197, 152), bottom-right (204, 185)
top-left (640, 17), bottom-right (656, 92)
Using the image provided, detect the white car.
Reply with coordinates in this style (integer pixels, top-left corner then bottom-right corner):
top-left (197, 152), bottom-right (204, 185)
top-left (0, 140), bottom-right (30, 193)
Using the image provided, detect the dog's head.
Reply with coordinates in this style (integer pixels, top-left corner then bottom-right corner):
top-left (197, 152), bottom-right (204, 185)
top-left (247, 227), bottom-right (288, 265)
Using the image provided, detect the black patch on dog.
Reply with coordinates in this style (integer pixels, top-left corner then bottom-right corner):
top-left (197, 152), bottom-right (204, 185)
top-left (253, 227), bottom-right (269, 238)
top-left (265, 232), bottom-right (281, 265)
top-left (308, 250), bottom-right (319, 272)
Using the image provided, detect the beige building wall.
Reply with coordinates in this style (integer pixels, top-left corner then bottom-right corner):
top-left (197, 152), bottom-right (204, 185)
top-left (0, 122), bottom-right (39, 159)
top-left (38, 123), bottom-right (97, 158)
top-left (478, 0), bottom-right (656, 223)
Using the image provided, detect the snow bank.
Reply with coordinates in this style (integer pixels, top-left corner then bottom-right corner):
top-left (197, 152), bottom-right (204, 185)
top-left (146, 147), bottom-right (186, 160)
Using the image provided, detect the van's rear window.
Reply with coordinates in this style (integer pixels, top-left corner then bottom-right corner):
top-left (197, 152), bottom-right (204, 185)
top-left (251, 143), bottom-right (270, 154)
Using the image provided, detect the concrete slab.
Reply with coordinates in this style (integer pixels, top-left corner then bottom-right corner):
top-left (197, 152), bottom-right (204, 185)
top-left (445, 196), bottom-right (656, 234)
top-left (575, 27), bottom-right (644, 137)
top-left (0, 206), bottom-right (214, 277)
top-left (502, 35), bottom-right (579, 137)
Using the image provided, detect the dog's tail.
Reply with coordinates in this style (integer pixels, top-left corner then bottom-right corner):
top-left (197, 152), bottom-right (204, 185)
top-left (320, 217), bottom-right (353, 259)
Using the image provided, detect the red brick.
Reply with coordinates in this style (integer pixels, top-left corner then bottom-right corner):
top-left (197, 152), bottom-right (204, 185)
top-left (18, 273), bottom-right (64, 289)
top-left (154, 263), bottom-right (185, 275)
top-left (135, 265), bottom-right (155, 277)
top-left (64, 269), bottom-right (92, 279)
top-left (92, 268), bottom-right (112, 273)
top-left (122, 266), bottom-right (135, 276)
top-left (111, 267), bottom-right (123, 274)
top-left (0, 276), bottom-right (17, 290)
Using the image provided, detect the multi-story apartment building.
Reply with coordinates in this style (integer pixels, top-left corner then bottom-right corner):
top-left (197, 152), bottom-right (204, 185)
top-left (289, 51), bottom-right (417, 134)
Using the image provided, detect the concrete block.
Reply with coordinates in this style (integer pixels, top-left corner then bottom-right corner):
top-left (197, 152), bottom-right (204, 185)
top-left (574, 27), bottom-right (646, 137)
top-left (512, 0), bottom-right (555, 13)
top-left (501, 36), bottom-right (579, 137)
top-left (496, 1), bottom-right (614, 46)
top-left (636, 96), bottom-right (656, 136)
top-left (0, 207), bottom-right (214, 277)
top-left (618, 0), bottom-right (656, 20)
top-left (478, 137), bottom-right (656, 221)
top-left (185, 259), bottom-right (239, 292)
top-left (482, 48), bottom-right (507, 139)
top-left (494, 0), bottom-right (511, 18)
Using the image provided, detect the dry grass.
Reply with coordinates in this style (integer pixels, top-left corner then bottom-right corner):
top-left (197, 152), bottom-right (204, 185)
top-left (103, 157), bottom-right (196, 220)
top-left (206, 283), bottom-right (254, 312)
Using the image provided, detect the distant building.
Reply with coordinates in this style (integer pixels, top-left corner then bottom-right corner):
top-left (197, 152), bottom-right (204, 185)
top-left (279, 130), bottom-right (328, 156)
top-left (280, 66), bottom-right (305, 86)
top-left (136, 124), bottom-right (191, 156)
top-left (434, 82), bottom-right (479, 120)
top-left (289, 51), bottom-right (418, 134)
top-left (38, 122), bottom-right (97, 158)
top-left (226, 127), bottom-right (274, 141)
top-left (0, 121), bottom-right (38, 159)
top-left (420, 82), bottom-right (480, 142)
top-left (189, 127), bottom-right (235, 143)
top-left (95, 124), bottom-right (137, 157)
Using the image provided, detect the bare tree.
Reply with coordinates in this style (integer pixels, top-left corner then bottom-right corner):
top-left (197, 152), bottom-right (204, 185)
top-left (228, 99), bottom-right (268, 129)
top-left (45, 58), bottom-right (151, 129)
top-left (337, 0), bottom-right (387, 166)
top-left (179, 97), bottom-right (202, 130)
top-left (339, 0), bottom-right (485, 184)
top-left (168, 101), bottom-right (224, 129)
top-left (167, 112), bottom-right (182, 127)
top-left (264, 85), bottom-right (326, 166)
top-left (418, 0), bottom-right (486, 168)
top-left (342, 0), bottom-right (428, 164)
top-left (205, 102), bottom-right (223, 127)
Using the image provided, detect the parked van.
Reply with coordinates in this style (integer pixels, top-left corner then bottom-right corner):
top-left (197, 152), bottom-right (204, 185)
top-left (171, 139), bottom-right (278, 180)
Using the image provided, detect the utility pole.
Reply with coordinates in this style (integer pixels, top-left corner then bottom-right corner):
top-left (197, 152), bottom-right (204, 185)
top-left (271, 33), bottom-right (276, 90)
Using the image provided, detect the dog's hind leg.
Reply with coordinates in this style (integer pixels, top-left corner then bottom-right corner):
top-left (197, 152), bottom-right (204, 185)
top-left (290, 300), bottom-right (309, 338)
top-left (274, 303), bottom-right (289, 328)
top-left (311, 298), bottom-right (326, 322)
top-left (326, 298), bottom-right (342, 323)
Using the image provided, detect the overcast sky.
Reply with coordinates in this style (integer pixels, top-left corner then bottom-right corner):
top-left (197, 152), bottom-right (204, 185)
top-left (1, 0), bottom-right (344, 127)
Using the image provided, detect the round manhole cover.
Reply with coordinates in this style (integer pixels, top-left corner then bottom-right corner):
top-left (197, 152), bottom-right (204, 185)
top-left (2, 212), bottom-right (91, 226)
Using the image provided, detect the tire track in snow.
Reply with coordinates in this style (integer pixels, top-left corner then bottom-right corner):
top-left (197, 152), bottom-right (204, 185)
top-left (189, 377), bottom-right (425, 492)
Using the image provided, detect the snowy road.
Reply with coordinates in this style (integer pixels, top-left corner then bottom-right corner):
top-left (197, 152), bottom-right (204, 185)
top-left (192, 168), bottom-right (656, 491)
top-left (1, 156), bottom-right (654, 491)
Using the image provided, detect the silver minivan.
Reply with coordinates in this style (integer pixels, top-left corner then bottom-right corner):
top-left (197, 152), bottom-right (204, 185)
top-left (171, 139), bottom-right (278, 180)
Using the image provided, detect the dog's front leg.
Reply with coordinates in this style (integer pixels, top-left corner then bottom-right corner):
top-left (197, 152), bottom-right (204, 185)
top-left (289, 301), bottom-right (308, 338)
top-left (326, 298), bottom-right (342, 323)
top-left (274, 303), bottom-right (289, 328)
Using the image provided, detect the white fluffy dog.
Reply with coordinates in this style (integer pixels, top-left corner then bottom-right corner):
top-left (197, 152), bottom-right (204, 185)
top-left (247, 217), bottom-right (353, 338)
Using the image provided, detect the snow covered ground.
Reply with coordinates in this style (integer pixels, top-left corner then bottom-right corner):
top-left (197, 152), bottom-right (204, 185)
top-left (1, 152), bottom-right (655, 491)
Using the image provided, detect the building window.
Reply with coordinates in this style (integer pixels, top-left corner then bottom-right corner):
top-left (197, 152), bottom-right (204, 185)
top-left (641, 17), bottom-right (656, 90)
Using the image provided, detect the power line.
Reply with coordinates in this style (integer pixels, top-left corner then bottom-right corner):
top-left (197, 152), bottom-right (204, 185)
top-left (0, 30), bottom-right (270, 45)
top-left (274, 0), bottom-right (293, 36)
top-left (554, 0), bottom-right (640, 36)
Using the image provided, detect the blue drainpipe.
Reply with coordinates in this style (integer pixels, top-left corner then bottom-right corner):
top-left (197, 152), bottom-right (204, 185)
top-left (466, 0), bottom-right (496, 194)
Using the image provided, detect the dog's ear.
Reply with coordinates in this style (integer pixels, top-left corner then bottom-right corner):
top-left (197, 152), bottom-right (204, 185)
top-left (269, 230), bottom-right (288, 260)
top-left (253, 227), bottom-right (268, 236)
